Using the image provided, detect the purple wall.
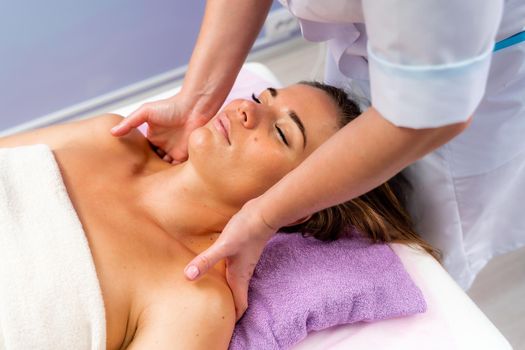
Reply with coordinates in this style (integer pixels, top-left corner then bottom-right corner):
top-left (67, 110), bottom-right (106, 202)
top-left (0, 1), bottom-right (284, 132)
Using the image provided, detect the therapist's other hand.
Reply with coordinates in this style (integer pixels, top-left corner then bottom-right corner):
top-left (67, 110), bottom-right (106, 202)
top-left (110, 94), bottom-right (210, 164)
top-left (184, 199), bottom-right (277, 321)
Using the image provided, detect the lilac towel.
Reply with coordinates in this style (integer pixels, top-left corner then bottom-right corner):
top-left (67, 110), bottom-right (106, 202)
top-left (229, 232), bottom-right (426, 350)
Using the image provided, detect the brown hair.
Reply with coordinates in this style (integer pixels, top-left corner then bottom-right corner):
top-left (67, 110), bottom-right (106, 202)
top-left (280, 81), bottom-right (440, 261)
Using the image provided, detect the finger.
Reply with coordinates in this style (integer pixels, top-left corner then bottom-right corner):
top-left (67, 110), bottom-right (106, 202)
top-left (225, 258), bottom-right (254, 322)
top-left (171, 152), bottom-right (188, 164)
top-left (184, 243), bottom-right (229, 281)
top-left (167, 133), bottom-right (191, 163)
top-left (228, 276), bottom-right (249, 322)
top-left (170, 151), bottom-right (188, 164)
top-left (110, 108), bottom-right (149, 136)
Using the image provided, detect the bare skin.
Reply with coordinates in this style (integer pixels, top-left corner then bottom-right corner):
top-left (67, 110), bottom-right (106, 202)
top-left (0, 114), bottom-right (236, 349)
top-left (0, 84), bottom-right (341, 349)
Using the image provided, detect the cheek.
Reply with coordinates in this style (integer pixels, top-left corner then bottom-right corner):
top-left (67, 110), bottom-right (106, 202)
top-left (188, 129), bottom-right (299, 206)
top-left (235, 143), bottom-right (295, 191)
top-left (206, 138), bottom-right (294, 205)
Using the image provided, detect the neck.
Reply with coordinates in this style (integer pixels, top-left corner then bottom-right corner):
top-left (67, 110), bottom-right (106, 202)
top-left (135, 162), bottom-right (238, 253)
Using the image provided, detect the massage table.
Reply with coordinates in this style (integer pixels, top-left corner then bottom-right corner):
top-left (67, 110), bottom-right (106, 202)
top-left (111, 62), bottom-right (512, 350)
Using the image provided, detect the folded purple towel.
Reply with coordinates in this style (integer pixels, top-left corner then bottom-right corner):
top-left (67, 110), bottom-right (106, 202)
top-left (229, 231), bottom-right (426, 350)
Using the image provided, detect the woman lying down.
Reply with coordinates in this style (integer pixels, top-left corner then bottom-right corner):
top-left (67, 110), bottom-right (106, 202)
top-left (0, 82), bottom-right (437, 349)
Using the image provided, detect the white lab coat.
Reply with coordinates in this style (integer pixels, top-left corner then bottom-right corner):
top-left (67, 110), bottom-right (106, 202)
top-left (280, 0), bottom-right (525, 289)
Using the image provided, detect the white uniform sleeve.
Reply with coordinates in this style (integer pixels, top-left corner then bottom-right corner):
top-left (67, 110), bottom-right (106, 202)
top-left (362, 0), bottom-right (504, 128)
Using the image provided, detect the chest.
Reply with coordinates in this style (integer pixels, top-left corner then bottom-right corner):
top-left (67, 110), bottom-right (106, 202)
top-left (50, 147), bottom-right (162, 348)
top-left (52, 146), bottom-right (228, 348)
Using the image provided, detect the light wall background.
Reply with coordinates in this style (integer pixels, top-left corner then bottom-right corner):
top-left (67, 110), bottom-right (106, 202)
top-left (0, 0), bottom-right (286, 132)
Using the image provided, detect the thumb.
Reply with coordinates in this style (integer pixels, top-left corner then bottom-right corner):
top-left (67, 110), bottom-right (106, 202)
top-left (184, 242), bottom-right (229, 281)
top-left (110, 108), bottom-right (149, 136)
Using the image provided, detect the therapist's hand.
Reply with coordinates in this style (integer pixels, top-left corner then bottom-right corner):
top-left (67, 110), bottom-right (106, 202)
top-left (184, 198), bottom-right (277, 321)
top-left (110, 94), bottom-right (211, 163)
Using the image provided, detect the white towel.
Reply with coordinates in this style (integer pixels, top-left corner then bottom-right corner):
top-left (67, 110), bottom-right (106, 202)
top-left (0, 144), bottom-right (106, 349)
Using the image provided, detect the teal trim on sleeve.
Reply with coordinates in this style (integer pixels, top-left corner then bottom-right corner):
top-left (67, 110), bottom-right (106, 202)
top-left (494, 31), bottom-right (525, 52)
top-left (367, 43), bottom-right (490, 73)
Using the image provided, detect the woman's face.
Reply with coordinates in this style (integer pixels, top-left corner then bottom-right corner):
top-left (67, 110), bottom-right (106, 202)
top-left (188, 83), bottom-right (341, 208)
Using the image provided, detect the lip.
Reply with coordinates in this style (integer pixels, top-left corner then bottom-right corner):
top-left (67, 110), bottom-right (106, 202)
top-left (213, 112), bottom-right (231, 145)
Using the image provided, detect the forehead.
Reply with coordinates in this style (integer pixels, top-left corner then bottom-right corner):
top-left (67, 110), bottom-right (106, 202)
top-left (266, 84), bottom-right (340, 151)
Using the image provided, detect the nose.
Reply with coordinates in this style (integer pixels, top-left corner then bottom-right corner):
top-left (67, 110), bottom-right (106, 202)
top-left (236, 100), bottom-right (259, 129)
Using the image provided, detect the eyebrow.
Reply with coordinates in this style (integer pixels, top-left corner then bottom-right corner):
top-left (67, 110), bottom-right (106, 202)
top-left (266, 87), bottom-right (307, 149)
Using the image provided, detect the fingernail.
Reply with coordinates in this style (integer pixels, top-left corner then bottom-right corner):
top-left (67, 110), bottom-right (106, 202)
top-left (111, 125), bottom-right (121, 133)
top-left (186, 265), bottom-right (199, 279)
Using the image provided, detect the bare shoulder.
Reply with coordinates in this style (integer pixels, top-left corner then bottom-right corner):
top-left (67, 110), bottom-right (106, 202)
top-left (90, 113), bottom-right (124, 126)
top-left (83, 113), bottom-right (124, 139)
top-left (128, 275), bottom-right (236, 349)
top-left (75, 114), bottom-right (148, 153)
top-left (0, 113), bottom-right (140, 150)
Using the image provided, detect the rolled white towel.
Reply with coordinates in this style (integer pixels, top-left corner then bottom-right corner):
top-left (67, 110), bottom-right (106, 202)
top-left (0, 144), bottom-right (106, 350)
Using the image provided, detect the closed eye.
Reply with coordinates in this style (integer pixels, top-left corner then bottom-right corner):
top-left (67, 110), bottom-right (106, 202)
top-left (251, 93), bottom-right (261, 104)
top-left (276, 125), bottom-right (289, 146)
top-left (252, 92), bottom-right (288, 146)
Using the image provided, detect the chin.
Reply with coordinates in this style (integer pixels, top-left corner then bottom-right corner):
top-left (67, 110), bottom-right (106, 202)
top-left (187, 127), bottom-right (215, 156)
top-left (187, 127), bottom-right (230, 174)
